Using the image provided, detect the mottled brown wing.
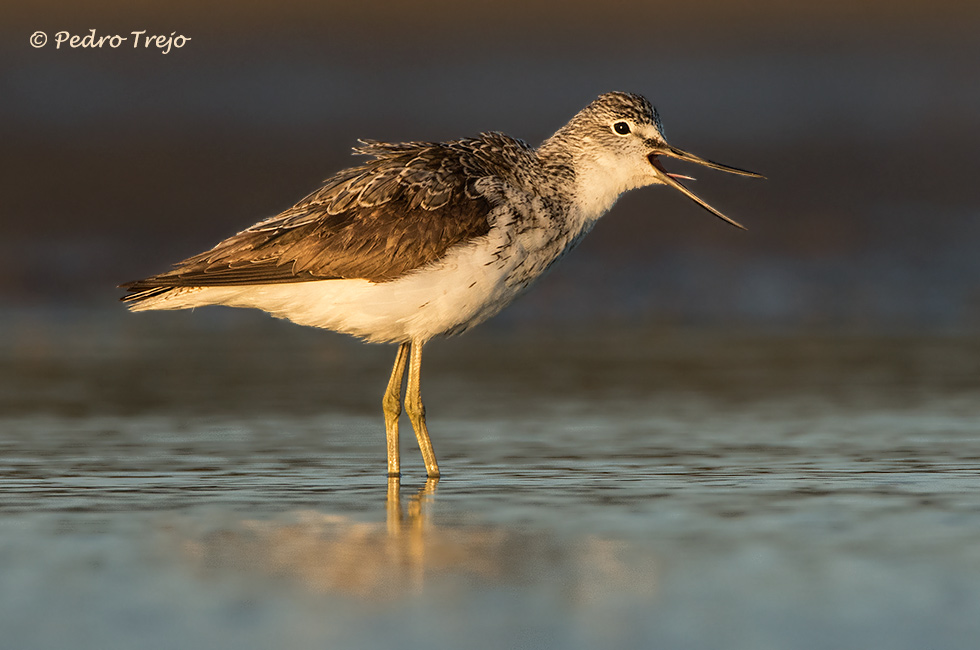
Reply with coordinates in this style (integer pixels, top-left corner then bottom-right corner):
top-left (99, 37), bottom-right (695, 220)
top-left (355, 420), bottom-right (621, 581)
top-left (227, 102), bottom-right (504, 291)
top-left (121, 133), bottom-right (529, 295)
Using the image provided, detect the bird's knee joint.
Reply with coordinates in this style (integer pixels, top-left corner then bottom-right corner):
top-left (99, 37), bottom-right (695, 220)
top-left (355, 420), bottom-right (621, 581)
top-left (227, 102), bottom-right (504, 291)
top-left (404, 398), bottom-right (425, 421)
top-left (382, 392), bottom-right (402, 417)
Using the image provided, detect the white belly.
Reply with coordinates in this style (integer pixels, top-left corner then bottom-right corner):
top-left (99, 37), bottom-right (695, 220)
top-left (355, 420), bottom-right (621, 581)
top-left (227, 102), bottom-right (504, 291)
top-left (130, 201), bottom-right (598, 343)
top-left (133, 237), bottom-right (535, 343)
top-left (228, 237), bottom-right (525, 342)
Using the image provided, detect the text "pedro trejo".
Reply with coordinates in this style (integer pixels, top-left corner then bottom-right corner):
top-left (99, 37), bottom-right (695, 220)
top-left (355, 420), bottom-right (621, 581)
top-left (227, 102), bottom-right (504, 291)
top-left (46, 30), bottom-right (191, 54)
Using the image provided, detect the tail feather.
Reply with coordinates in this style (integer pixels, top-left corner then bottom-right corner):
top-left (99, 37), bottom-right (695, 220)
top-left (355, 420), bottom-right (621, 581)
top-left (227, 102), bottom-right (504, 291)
top-left (119, 281), bottom-right (214, 311)
top-left (119, 283), bottom-right (172, 304)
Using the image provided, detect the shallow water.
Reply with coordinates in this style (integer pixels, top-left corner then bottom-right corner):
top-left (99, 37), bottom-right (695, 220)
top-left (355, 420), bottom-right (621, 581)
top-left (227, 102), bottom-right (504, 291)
top-left (3, 310), bottom-right (980, 649)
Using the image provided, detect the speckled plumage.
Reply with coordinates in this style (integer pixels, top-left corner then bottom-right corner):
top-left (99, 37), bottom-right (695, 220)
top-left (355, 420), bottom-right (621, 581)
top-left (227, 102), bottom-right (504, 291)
top-left (120, 92), bottom-right (761, 477)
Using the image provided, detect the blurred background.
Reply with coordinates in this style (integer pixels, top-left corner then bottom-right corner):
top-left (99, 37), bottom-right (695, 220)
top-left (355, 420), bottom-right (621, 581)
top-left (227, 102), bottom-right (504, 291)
top-left (3, 0), bottom-right (979, 333)
top-left (5, 5), bottom-right (980, 649)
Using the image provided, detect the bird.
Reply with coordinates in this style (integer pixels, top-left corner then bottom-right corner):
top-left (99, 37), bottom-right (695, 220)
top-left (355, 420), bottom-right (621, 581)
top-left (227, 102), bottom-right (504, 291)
top-left (120, 91), bottom-right (762, 479)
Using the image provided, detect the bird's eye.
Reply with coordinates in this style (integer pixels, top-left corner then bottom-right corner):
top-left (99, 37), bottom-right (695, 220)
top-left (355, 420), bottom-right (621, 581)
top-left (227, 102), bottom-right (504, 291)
top-left (613, 121), bottom-right (631, 135)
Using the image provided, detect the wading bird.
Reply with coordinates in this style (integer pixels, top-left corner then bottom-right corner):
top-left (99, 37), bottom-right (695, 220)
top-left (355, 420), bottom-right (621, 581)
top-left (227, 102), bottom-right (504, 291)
top-left (121, 92), bottom-right (762, 478)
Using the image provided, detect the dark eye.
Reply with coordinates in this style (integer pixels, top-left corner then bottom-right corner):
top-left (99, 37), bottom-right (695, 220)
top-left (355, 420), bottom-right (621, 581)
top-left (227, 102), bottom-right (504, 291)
top-left (613, 121), bottom-right (631, 135)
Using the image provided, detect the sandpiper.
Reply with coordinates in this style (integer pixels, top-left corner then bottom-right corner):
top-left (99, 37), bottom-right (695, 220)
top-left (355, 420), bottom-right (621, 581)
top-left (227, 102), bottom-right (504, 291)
top-left (121, 91), bottom-right (762, 478)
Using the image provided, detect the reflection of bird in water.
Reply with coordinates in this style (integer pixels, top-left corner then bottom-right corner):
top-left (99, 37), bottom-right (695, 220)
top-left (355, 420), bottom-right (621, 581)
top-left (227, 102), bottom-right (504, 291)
top-left (121, 92), bottom-right (762, 477)
top-left (180, 479), bottom-right (495, 598)
top-left (176, 478), bottom-right (659, 603)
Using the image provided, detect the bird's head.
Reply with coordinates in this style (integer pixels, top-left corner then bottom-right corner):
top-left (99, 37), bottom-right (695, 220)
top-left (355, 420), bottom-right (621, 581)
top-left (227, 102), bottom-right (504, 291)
top-left (554, 91), bottom-right (764, 230)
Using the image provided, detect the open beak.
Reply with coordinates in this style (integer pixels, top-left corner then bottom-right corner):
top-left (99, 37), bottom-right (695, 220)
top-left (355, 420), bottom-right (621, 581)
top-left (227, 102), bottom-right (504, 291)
top-left (648, 144), bottom-right (764, 231)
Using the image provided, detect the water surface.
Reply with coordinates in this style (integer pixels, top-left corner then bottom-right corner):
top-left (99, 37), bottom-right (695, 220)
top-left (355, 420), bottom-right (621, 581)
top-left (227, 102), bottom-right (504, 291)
top-left (3, 311), bottom-right (980, 649)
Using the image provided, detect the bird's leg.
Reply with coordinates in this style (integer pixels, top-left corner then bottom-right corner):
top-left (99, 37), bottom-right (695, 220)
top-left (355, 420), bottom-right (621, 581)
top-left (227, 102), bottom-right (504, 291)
top-left (405, 339), bottom-right (440, 478)
top-left (383, 342), bottom-right (410, 477)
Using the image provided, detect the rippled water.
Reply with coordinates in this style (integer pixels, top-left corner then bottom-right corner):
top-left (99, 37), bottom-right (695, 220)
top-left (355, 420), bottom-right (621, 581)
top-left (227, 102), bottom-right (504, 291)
top-left (3, 310), bottom-right (980, 649)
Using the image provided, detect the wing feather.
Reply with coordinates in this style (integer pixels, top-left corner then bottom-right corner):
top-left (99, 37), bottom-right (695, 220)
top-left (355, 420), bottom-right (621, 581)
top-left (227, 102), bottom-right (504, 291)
top-left (121, 132), bottom-right (534, 297)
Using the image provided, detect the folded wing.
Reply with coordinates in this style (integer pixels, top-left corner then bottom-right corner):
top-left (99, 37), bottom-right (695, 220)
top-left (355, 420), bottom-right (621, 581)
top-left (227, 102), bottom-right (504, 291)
top-left (121, 133), bottom-right (531, 299)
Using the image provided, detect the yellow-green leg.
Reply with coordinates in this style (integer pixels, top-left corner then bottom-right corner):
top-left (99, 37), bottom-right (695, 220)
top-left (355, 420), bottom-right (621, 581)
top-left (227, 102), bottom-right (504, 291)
top-left (382, 342), bottom-right (410, 477)
top-left (404, 339), bottom-right (440, 478)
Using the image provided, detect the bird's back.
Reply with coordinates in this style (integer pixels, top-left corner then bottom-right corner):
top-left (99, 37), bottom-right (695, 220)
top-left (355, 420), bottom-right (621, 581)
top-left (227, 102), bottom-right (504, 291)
top-left (121, 132), bottom-right (538, 302)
